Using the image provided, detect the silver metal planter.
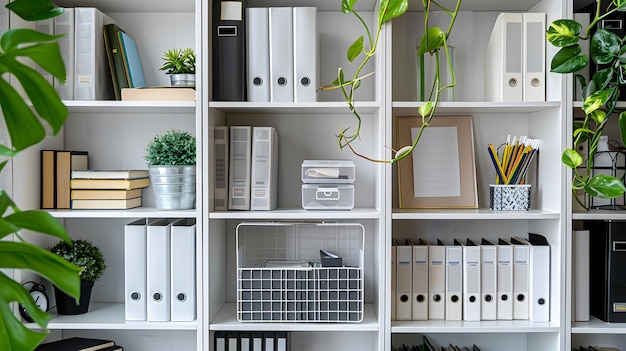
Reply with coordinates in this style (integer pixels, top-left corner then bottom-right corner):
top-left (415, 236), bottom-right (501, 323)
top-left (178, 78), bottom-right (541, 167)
top-left (149, 165), bottom-right (196, 210)
top-left (170, 73), bottom-right (196, 87)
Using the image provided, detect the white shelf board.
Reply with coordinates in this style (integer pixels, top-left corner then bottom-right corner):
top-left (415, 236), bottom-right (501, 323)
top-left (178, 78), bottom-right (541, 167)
top-left (26, 303), bottom-right (197, 330)
top-left (64, 100), bottom-right (196, 114)
top-left (52, 0), bottom-right (194, 13)
top-left (392, 208), bottom-right (560, 220)
top-left (247, 0), bottom-right (376, 11)
top-left (407, 0), bottom-right (543, 11)
top-left (210, 303), bottom-right (379, 332)
top-left (393, 101), bottom-right (561, 115)
top-left (47, 207), bottom-right (198, 219)
top-left (572, 316), bottom-right (626, 334)
top-left (209, 208), bottom-right (380, 220)
top-left (392, 319), bottom-right (559, 333)
top-left (572, 210), bottom-right (626, 221)
top-left (209, 101), bottom-right (380, 114)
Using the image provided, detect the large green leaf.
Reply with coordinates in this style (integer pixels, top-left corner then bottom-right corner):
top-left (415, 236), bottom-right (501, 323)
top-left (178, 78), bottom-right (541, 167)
top-left (551, 45), bottom-right (588, 73)
top-left (5, 0), bottom-right (63, 21)
top-left (585, 174), bottom-right (626, 198)
top-left (0, 241), bottom-right (81, 296)
top-left (562, 148), bottom-right (583, 168)
top-left (417, 26), bottom-right (446, 56)
top-left (0, 273), bottom-right (49, 351)
top-left (583, 89), bottom-right (613, 114)
top-left (592, 67), bottom-right (614, 91)
top-left (0, 210), bottom-right (69, 241)
top-left (378, 0), bottom-right (408, 26)
top-left (0, 79), bottom-right (46, 151)
top-left (590, 29), bottom-right (621, 64)
top-left (546, 19), bottom-right (582, 47)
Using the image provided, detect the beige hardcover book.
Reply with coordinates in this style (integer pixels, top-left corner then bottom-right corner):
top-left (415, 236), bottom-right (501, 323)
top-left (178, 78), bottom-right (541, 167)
top-left (71, 188), bottom-right (142, 200)
top-left (71, 197), bottom-right (142, 209)
top-left (70, 177), bottom-right (150, 190)
top-left (121, 87), bottom-right (196, 101)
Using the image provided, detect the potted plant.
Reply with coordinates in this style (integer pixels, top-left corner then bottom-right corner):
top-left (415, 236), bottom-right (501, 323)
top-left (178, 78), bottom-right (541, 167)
top-left (144, 129), bottom-right (197, 210)
top-left (47, 239), bottom-right (106, 315)
top-left (159, 47), bottom-right (196, 86)
top-left (546, 1), bottom-right (626, 209)
top-left (0, 0), bottom-right (83, 349)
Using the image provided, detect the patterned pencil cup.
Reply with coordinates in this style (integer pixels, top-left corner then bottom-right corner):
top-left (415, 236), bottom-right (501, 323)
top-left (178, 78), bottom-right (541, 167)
top-left (489, 184), bottom-right (531, 211)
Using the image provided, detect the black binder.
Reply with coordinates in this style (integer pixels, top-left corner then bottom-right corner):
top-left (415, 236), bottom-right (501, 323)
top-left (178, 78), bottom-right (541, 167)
top-left (212, 0), bottom-right (246, 101)
top-left (586, 220), bottom-right (626, 322)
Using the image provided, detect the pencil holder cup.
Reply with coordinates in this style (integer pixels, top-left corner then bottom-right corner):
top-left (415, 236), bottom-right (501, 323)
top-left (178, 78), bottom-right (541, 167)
top-left (489, 184), bottom-right (531, 211)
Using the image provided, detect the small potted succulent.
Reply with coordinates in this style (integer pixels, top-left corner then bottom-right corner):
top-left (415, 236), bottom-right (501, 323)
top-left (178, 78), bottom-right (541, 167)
top-left (48, 239), bottom-right (107, 315)
top-left (144, 129), bottom-right (197, 210)
top-left (159, 47), bottom-right (196, 86)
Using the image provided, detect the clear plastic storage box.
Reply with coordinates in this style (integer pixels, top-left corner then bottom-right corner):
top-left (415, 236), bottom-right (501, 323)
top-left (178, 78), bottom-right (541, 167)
top-left (236, 222), bottom-right (364, 322)
top-left (301, 184), bottom-right (354, 210)
top-left (301, 160), bottom-right (355, 184)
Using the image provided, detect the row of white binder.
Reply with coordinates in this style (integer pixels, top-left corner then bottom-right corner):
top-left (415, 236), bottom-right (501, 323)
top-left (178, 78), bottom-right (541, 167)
top-left (391, 234), bottom-right (550, 322)
top-left (214, 126), bottom-right (279, 211)
top-left (124, 218), bottom-right (196, 322)
top-left (246, 7), bottom-right (318, 102)
top-left (37, 7), bottom-right (115, 101)
top-left (484, 12), bottom-right (546, 102)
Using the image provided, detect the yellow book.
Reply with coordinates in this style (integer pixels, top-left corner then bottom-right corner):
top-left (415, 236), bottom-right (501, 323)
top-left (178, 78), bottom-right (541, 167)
top-left (121, 87), bottom-right (195, 101)
top-left (70, 177), bottom-right (150, 190)
top-left (71, 188), bottom-right (143, 200)
top-left (71, 197), bottom-right (142, 209)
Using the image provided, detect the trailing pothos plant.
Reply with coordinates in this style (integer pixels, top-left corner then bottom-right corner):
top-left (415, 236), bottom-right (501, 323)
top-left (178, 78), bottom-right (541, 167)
top-left (547, 0), bottom-right (626, 209)
top-left (0, 0), bottom-right (81, 350)
top-left (321, 0), bottom-right (462, 163)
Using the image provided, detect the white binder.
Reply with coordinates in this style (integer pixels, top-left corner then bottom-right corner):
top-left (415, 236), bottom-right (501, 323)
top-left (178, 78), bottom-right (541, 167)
top-left (269, 7), bottom-right (294, 102)
top-left (396, 240), bottom-right (412, 320)
top-left (410, 238), bottom-right (429, 320)
top-left (445, 240), bottom-right (463, 321)
top-left (511, 237), bottom-right (530, 320)
top-left (497, 238), bottom-right (514, 320)
top-left (573, 229), bottom-right (590, 321)
top-left (246, 7), bottom-right (270, 102)
top-left (522, 13), bottom-right (546, 102)
top-left (147, 218), bottom-right (173, 321)
top-left (228, 126), bottom-right (252, 210)
top-left (484, 12), bottom-right (523, 102)
top-left (391, 240), bottom-right (397, 320)
top-left (480, 238), bottom-right (497, 321)
top-left (527, 233), bottom-right (550, 322)
top-left (124, 218), bottom-right (147, 321)
top-left (171, 218), bottom-right (196, 321)
top-left (214, 126), bottom-right (229, 211)
top-left (293, 7), bottom-right (318, 102)
top-left (54, 8), bottom-right (75, 100)
top-left (35, 18), bottom-right (54, 86)
top-left (463, 239), bottom-right (481, 321)
top-left (74, 7), bottom-right (115, 100)
top-left (250, 127), bottom-right (278, 210)
top-left (428, 240), bottom-right (446, 320)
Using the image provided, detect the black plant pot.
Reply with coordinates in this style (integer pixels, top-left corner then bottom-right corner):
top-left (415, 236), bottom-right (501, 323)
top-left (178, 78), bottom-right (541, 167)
top-left (54, 280), bottom-right (94, 315)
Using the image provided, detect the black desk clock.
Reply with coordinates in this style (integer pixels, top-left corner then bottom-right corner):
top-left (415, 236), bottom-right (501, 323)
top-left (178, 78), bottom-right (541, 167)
top-left (19, 281), bottom-right (49, 323)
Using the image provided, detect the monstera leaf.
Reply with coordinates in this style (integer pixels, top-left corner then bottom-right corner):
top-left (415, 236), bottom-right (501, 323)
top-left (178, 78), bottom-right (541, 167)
top-left (0, 0), bottom-right (81, 350)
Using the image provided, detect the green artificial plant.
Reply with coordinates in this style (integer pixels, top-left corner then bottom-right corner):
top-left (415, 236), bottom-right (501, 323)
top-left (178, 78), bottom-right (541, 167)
top-left (0, 0), bottom-right (81, 350)
top-left (547, 0), bottom-right (626, 209)
top-left (321, 0), bottom-right (462, 163)
top-left (48, 239), bottom-right (107, 283)
top-left (159, 47), bottom-right (196, 75)
top-left (144, 129), bottom-right (197, 166)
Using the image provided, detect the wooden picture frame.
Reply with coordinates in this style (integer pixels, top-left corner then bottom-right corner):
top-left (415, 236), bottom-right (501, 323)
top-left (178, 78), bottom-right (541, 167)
top-left (397, 115), bottom-right (477, 209)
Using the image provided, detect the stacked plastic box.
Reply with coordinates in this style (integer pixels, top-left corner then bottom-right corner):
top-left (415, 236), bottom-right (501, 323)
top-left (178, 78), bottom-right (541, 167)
top-left (301, 160), bottom-right (355, 210)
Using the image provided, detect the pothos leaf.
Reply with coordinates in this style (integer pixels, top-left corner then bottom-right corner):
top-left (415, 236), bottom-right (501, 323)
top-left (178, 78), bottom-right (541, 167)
top-left (562, 148), bottom-right (583, 168)
top-left (347, 36), bottom-right (364, 62)
top-left (585, 174), bottom-right (626, 199)
top-left (546, 19), bottom-right (582, 47)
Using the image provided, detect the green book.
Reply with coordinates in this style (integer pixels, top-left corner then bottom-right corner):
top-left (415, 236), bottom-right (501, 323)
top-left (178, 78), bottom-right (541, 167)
top-left (103, 23), bottom-right (129, 100)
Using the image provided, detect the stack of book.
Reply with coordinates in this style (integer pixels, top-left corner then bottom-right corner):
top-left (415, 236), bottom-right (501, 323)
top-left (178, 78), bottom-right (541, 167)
top-left (41, 150), bottom-right (89, 209)
top-left (36, 337), bottom-right (123, 351)
top-left (70, 170), bottom-right (150, 209)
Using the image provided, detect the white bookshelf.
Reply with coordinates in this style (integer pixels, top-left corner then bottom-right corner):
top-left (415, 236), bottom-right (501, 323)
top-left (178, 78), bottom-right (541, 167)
top-left (4, 0), bottom-right (583, 349)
